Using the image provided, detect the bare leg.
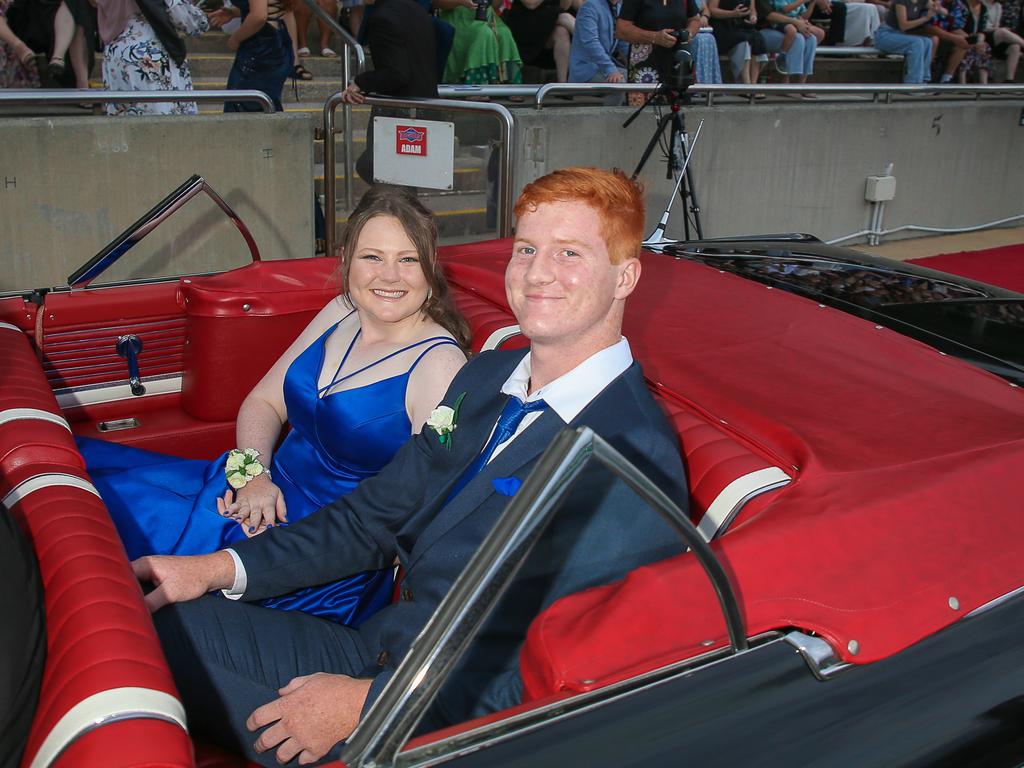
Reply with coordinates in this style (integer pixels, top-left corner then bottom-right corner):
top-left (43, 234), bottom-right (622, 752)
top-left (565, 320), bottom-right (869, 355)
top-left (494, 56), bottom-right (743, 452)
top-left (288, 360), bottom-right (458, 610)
top-left (346, 5), bottom-right (363, 38)
top-left (549, 23), bottom-right (571, 82)
top-left (320, 0), bottom-right (339, 50)
top-left (51, 2), bottom-right (75, 63)
top-left (978, 66), bottom-right (988, 83)
top-left (556, 10), bottom-right (575, 36)
top-left (294, 0), bottom-right (312, 52)
top-left (69, 23), bottom-right (89, 88)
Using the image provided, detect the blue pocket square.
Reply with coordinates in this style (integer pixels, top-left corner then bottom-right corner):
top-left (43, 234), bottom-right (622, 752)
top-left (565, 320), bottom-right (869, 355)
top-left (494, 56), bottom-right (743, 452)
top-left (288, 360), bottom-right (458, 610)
top-left (492, 476), bottom-right (522, 497)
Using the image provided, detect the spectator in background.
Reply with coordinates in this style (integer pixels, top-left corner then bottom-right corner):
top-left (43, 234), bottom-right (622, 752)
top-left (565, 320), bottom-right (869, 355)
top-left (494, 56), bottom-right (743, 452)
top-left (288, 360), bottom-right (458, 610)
top-left (502, 0), bottom-right (577, 82)
top-left (708, 0), bottom-right (769, 84)
top-left (96, 0), bottom-right (207, 115)
top-left (616, 0), bottom-right (706, 103)
top-left (757, 0), bottom-right (818, 90)
top-left (0, 0), bottom-right (41, 87)
top-left (209, 0), bottom-right (293, 112)
top-left (928, 0), bottom-right (968, 82)
top-left (293, 0), bottom-right (338, 56)
top-left (339, 0), bottom-right (437, 183)
top-left (568, 0), bottom-right (628, 101)
top-left (47, 0), bottom-right (94, 88)
top-left (961, 0), bottom-right (993, 80)
top-left (984, 0), bottom-right (1023, 80)
top-left (437, 0), bottom-right (523, 83)
top-left (813, 0), bottom-right (882, 43)
top-left (873, 0), bottom-right (935, 82)
top-left (691, 1), bottom-right (724, 82)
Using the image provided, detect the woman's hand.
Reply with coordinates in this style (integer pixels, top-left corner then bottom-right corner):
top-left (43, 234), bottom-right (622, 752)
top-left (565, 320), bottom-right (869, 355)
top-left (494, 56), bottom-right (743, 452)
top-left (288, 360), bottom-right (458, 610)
top-left (341, 81), bottom-right (365, 104)
top-left (207, 7), bottom-right (234, 27)
top-left (218, 474), bottom-right (288, 535)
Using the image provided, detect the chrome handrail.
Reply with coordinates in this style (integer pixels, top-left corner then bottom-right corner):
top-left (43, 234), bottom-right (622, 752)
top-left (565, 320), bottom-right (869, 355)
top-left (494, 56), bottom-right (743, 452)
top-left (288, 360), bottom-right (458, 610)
top-left (299, 0), bottom-right (365, 213)
top-left (67, 174), bottom-right (260, 288)
top-left (322, 94), bottom-right (515, 257)
top-left (344, 425), bottom-right (747, 768)
top-left (0, 89), bottom-right (274, 112)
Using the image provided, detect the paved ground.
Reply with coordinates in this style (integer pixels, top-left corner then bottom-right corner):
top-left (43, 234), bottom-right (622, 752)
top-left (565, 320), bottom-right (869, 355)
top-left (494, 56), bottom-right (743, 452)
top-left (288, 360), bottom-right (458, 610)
top-left (859, 226), bottom-right (1024, 262)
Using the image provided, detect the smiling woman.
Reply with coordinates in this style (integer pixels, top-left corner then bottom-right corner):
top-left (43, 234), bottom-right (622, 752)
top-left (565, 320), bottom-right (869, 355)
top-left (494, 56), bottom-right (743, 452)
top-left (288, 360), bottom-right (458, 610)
top-left (75, 186), bottom-right (469, 626)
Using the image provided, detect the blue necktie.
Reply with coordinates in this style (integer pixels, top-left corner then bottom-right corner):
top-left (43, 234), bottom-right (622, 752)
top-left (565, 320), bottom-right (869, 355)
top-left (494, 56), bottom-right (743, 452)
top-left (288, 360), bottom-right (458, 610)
top-left (445, 396), bottom-right (549, 504)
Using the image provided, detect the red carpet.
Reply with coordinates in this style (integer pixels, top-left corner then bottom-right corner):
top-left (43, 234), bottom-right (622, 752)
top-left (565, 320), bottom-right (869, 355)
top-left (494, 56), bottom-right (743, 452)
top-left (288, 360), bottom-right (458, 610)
top-left (908, 243), bottom-right (1024, 294)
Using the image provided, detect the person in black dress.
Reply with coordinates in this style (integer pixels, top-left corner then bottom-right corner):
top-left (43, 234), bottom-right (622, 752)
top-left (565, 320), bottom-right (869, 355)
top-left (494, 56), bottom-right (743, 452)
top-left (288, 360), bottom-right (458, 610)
top-left (501, 0), bottom-right (576, 82)
top-left (616, 0), bottom-right (703, 102)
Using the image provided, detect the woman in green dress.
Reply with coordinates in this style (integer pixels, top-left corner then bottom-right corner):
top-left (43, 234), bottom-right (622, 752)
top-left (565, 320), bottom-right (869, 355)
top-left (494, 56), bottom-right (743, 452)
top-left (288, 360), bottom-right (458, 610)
top-left (437, 0), bottom-right (522, 83)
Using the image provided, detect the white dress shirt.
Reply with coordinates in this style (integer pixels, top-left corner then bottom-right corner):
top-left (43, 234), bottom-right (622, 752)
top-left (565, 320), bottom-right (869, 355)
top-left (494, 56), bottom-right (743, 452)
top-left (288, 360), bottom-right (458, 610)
top-left (224, 337), bottom-right (634, 597)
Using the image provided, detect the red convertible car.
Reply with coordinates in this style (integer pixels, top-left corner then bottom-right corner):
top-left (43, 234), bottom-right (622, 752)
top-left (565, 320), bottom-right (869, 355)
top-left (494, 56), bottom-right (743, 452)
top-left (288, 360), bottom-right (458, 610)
top-left (2, 177), bottom-right (1023, 768)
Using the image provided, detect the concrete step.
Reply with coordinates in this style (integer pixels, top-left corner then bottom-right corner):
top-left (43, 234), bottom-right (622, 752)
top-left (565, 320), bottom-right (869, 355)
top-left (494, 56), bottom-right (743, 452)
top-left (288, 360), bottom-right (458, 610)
top-left (314, 152), bottom-right (488, 197)
top-left (185, 52), bottom-right (348, 79)
top-left (191, 76), bottom-right (347, 103)
top-left (761, 56), bottom-right (904, 84)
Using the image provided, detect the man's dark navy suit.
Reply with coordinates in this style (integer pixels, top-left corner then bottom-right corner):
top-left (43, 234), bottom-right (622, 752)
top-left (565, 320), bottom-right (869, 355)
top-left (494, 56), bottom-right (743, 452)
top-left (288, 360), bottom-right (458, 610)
top-left (157, 347), bottom-right (688, 762)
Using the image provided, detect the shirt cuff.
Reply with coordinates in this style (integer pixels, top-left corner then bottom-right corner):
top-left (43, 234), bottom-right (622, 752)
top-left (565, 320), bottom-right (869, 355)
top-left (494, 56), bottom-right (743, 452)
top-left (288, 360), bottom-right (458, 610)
top-left (221, 548), bottom-right (247, 599)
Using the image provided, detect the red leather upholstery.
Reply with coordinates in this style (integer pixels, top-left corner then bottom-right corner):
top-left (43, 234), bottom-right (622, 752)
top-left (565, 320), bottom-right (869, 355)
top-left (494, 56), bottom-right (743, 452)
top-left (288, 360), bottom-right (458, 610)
top-left (0, 325), bottom-right (192, 768)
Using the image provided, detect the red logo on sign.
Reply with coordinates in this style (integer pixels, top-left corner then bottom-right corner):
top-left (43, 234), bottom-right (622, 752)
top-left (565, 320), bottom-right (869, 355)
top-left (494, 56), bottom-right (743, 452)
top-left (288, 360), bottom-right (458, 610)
top-left (395, 125), bottom-right (428, 157)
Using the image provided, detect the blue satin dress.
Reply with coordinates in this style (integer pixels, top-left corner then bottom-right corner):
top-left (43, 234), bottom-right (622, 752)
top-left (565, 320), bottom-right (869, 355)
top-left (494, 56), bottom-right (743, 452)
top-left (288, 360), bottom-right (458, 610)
top-left (78, 318), bottom-right (459, 626)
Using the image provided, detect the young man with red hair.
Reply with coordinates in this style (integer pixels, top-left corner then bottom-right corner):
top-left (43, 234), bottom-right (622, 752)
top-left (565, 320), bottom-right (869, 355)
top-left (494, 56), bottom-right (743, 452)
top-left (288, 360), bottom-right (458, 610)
top-left (137, 167), bottom-right (689, 767)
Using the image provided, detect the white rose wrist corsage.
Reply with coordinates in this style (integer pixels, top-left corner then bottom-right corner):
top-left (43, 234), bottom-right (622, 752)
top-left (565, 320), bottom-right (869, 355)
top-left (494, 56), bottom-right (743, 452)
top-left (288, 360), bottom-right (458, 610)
top-left (225, 448), bottom-right (268, 489)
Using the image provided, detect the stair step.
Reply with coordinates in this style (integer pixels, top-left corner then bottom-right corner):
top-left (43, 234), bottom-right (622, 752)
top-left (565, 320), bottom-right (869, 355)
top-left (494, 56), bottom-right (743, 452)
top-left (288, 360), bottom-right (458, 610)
top-left (313, 153), bottom-right (487, 197)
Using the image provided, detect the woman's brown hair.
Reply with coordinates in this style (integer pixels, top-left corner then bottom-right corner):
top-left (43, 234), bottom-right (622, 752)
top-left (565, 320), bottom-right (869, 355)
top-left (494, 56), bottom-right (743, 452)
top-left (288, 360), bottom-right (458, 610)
top-left (339, 186), bottom-right (472, 352)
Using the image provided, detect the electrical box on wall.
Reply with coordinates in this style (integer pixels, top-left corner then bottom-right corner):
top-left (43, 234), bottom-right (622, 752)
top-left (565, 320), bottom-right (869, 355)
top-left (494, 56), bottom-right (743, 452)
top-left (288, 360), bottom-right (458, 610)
top-left (865, 175), bottom-right (896, 203)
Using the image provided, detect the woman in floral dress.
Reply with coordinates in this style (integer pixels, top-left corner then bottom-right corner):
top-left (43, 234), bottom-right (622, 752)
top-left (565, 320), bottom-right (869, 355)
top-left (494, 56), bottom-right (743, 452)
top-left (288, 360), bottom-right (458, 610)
top-left (0, 0), bottom-right (42, 87)
top-left (96, 0), bottom-right (205, 115)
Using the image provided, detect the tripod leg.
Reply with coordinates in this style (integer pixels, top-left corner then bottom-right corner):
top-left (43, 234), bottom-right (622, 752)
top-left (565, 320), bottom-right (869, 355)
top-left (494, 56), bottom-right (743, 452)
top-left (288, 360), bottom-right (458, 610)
top-left (673, 112), bottom-right (704, 239)
top-left (631, 113), bottom-right (674, 181)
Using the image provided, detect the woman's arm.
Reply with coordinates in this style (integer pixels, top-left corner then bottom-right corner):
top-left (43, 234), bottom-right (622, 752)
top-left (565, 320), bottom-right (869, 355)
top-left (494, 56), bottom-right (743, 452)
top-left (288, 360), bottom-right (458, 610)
top-left (228, 0), bottom-right (268, 49)
top-left (894, 0), bottom-right (935, 29)
top-left (220, 297), bottom-right (350, 532)
top-left (0, 12), bottom-right (33, 58)
top-left (405, 345), bottom-right (468, 433)
top-left (615, 17), bottom-right (679, 45)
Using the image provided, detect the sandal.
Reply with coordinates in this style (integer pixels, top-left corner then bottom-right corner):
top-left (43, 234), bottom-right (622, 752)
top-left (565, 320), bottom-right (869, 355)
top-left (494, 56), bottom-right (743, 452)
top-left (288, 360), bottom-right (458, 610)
top-left (321, 47), bottom-right (337, 57)
top-left (293, 63), bottom-right (314, 81)
top-left (42, 57), bottom-right (65, 88)
top-left (297, 46), bottom-right (311, 57)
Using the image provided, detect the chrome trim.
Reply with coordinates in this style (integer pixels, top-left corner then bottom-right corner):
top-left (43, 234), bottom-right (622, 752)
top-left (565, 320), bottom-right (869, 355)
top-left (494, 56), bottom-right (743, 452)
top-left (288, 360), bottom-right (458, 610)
top-left (0, 321), bottom-right (20, 332)
top-left (0, 408), bottom-right (71, 431)
top-left (783, 631), bottom-right (853, 681)
top-left (67, 175), bottom-right (260, 289)
top-left (966, 584), bottom-right (1024, 618)
top-left (323, 96), bottom-right (515, 257)
top-left (697, 467), bottom-right (791, 541)
top-left (399, 631), bottom-right (784, 768)
top-left (3, 473), bottom-right (100, 508)
top-left (344, 426), bottom-right (747, 767)
top-left (479, 325), bottom-right (522, 352)
top-left (0, 89), bottom-right (273, 111)
top-left (54, 374), bottom-right (183, 409)
top-left (26, 687), bottom-right (187, 768)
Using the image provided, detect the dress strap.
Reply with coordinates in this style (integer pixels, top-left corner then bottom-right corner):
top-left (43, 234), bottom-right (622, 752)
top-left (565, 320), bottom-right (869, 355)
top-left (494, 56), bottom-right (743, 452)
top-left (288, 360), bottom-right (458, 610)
top-left (322, 335), bottom-right (459, 394)
top-left (317, 315), bottom-right (361, 396)
top-left (406, 338), bottom-right (462, 376)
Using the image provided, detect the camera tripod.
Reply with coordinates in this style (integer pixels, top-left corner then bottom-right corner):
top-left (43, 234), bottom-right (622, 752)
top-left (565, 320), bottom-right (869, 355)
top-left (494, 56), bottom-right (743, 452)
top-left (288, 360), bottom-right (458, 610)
top-left (623, 88), bottom-right (704, 241)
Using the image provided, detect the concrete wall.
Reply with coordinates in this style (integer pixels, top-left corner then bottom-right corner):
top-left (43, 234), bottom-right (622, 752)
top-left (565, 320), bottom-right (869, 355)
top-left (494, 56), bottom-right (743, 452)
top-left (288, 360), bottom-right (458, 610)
top-left (0, 113), bottom-right (313, 293)
top-left (512, 100), bottom-right (1024, 244)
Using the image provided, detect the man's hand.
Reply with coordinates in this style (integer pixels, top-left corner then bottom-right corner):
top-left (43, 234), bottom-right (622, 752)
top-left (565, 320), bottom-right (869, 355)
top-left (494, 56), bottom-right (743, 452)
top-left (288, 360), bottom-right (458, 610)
top-left (248, 673), bottom-right (372, 765)
top-left (605, 70), bottom-right (624, 83)
top-left (132, 551), bottom-right (236, 613)
top-left (341, 81), bottom-right (365, 104)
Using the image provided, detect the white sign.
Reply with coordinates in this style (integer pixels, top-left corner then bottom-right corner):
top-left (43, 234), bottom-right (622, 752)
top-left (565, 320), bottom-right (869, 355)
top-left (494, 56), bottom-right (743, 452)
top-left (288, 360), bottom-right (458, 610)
top-left (372, 117), bottom-right (455, 190)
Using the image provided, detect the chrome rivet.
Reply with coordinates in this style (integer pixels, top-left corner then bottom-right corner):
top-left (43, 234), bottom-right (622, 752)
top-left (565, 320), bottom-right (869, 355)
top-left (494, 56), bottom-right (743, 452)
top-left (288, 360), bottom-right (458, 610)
top-left (581, 679), bottom-right (595, 685)
top-left (48, 314), bottom-right (55, 320)
top-left (949, 596), bottom-right (960, 610)
top-left (700, 639), bottom-right (715, 647)
top-left (847, 640), bottom-right (860, 655)
top-left (766, 286), bottom-right (773, 290)
top-left (183, 278), bottom-right (191, 284)
top-left (242, 303), bottom-right (251, 312)
top-left (818, 303), bottom-right (826, 308)
top-left (874, 325), bottom-right (883, 330)
top-left (719, 419), bottom-right (728, 425)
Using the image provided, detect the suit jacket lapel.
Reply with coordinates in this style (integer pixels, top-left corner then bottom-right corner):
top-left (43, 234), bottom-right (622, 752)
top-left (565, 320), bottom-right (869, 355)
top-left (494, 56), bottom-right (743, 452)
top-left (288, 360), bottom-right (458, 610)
top-left (410, 407), bottom-right (566, 567)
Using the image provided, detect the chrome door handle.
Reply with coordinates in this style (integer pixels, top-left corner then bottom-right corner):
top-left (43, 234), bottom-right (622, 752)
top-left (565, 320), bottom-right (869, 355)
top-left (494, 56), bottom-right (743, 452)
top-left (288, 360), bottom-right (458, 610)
top-left (115, 334), bottom-right (146, 396)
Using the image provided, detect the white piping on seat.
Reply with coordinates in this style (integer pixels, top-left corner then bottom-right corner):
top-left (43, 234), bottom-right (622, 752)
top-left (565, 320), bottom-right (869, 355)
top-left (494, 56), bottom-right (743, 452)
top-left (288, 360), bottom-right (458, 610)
top-left (0, 408), bottom-right (72, 431)
top-left (697, 467), bottom-right (791, 542)
top-left (0, 321), bottom-right (21, 332)
top-left (2, 473), bottom-right (100, 509)
top-left (480, 324), bottom-right (522, 352)
top-left (27, 687), bottom-right (187, 768)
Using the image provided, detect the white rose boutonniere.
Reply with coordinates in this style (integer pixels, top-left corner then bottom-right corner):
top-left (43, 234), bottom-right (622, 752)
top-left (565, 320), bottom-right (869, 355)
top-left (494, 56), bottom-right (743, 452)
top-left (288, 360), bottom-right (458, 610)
top-left (429, 392), bottom-right (466, 450)
top-left (225, 448), bottom-right (266, 489)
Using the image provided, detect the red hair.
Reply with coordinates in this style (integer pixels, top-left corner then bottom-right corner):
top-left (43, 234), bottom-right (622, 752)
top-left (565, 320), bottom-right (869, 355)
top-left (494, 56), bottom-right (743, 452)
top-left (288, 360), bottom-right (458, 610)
top-left (513, 167), bottom-right (645, 264)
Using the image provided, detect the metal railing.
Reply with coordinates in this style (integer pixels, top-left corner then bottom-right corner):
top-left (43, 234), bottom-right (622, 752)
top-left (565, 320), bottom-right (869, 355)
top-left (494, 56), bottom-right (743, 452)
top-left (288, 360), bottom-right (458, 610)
top-left (0, 89), bottom-right (274, 112)
top-left (322, 95), bottom-right (514, 257)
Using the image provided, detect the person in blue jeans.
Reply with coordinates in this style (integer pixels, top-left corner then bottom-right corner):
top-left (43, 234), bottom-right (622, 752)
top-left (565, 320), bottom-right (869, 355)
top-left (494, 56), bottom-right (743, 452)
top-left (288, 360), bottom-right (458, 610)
top-left (874, 0), bottom-right (935, 83)
top-left (210, 0), bottom-right (294, 111)
top-left (756, 0), bottom-right (818, 92)
top-left (568, 0), bottom-right (628, 103)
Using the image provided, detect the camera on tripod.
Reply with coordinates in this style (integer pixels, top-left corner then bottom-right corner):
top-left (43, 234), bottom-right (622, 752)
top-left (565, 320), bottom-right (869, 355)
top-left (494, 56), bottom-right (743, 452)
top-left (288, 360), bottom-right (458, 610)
top-left (666, 29), bottom-right (695, 92)
top-left (474, 0), bottom-right (489, 21)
